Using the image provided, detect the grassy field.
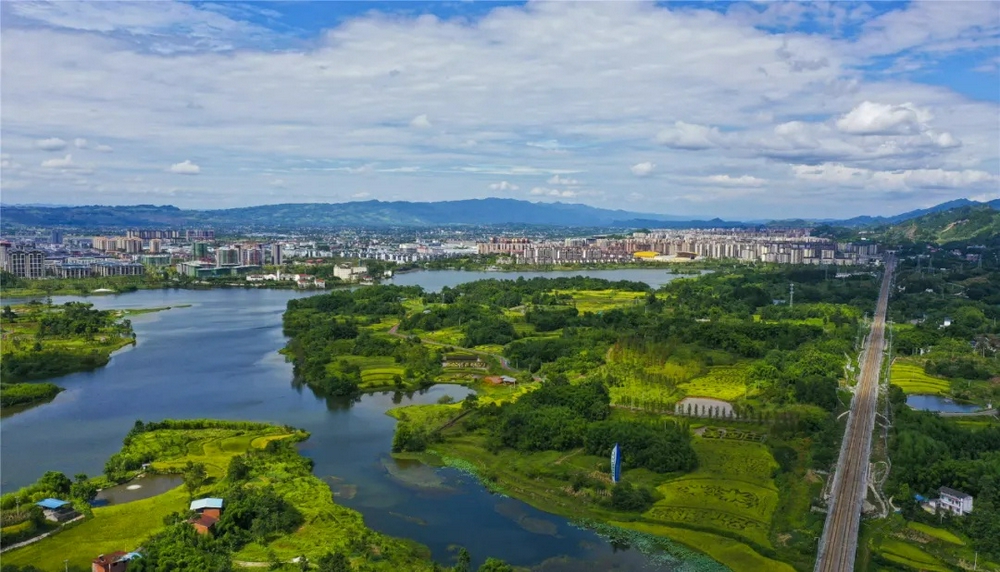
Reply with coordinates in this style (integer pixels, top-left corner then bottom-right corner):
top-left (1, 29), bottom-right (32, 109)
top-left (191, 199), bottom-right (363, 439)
top-left (890, 360), bottom-right (950, 395)
top-left (329, 355), bottom-right (407, 389)
top-left (3, 424), bottom-right (293, 570)
top-left (554, 289), bottom-right (646, 313)
top-left (678, 364), bottom-right (752, 401)
top-left (613, 521), bottom-right (796, 572)
top-left (646, 437), bottom-right (779, 548)
top-left (2, 485), bottom-right (188, 571)
top-left (876, 538), bottom-right (950, 572)
top-left (906, 522), bottom-right (965, 545)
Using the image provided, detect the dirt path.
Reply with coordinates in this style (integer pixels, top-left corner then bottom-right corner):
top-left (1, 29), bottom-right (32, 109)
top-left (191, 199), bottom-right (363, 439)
top-left (554, 448), bottom-right (584, 465)
top-left (388, 322), bottom-right (516, 372)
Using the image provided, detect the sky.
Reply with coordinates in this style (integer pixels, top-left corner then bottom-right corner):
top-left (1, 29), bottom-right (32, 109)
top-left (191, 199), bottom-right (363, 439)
top-left (1, 0), bottom-right (998, 219)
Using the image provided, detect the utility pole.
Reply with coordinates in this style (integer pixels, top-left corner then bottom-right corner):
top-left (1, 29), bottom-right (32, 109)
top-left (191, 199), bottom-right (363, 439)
top-left (789, 283), bottom-right (794, 309)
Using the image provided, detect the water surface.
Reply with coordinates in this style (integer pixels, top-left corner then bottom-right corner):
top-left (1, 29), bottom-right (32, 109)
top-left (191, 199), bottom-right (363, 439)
top-left (906, 394), bottom-right (982, 414)
top-left (0, 272), bottom-right (715, 570)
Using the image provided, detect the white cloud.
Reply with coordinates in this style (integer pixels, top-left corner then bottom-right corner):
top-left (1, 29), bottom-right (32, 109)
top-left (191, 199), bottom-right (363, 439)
top-left (531, 187), bottom-right (577, 198)
top-left (705, 174), bottom-right (766, 186)
top-left (169, 160), bottom-right (201, 174)
top-left (74, 138), bottom-right (88, 148)
top-left (792, 163), bottom-right (997, 190)
top-left (351, 191), bottom-right (371, 199)
top-left (547, 175), bottom-right (579, 185)
top-left (40, 154), bottom-right (76, 168)
top-left (410, 114), bottom-right (432, 129)
top-left (35, 137), bottom-right (68, 151)
top-left (0, 1), bottom-right (996, 217)
top-left (488, 181), bottom-right (519, 191)
top-left (835, 101), bottom-right (933, 135)
top-left (94, 144), bottom-right (114, 152)
top-left (656, 122), bottom-right (721, 150)
top-left (630, 162), bottom-right (656, 177)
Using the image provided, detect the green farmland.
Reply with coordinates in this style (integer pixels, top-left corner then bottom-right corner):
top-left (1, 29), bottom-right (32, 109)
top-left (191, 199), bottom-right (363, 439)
top-left (647, 438), bottom-right (780, 548)
top-left (890, 360), bottom-right (950, 395)
top-left (678, 364), bottom-right (752, 401)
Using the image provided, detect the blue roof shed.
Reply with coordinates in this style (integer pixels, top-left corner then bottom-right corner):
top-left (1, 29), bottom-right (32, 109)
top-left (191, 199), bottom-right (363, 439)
top-left (36, 498), bottom-right (70, 510)
top-left (189, 497), bottom-right (224, 511)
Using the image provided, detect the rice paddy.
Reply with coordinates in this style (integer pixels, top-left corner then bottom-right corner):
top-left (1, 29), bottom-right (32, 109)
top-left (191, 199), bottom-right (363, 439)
top-left (647, 438), bottom-right (779, 548)
top-left (877, 538), bottom-right (950, 572)
top-left (890, 361), bottom-right (950, 395)
top-left (678, 364), bottom-right (753, 401)
top-left (554, 289), bottom-right (647, 314)
top-left (906, 522), bottom-right (965, 546)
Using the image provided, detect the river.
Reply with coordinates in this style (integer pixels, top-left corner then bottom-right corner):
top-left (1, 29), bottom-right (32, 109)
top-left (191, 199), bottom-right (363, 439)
top-left (0, 270), bottom-right (711, 570)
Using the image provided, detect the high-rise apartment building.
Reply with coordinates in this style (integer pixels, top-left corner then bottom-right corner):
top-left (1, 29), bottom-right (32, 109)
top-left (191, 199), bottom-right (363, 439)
top-left (50, 230), bottom-right (64, 245)
top-left (124, 238), bottom-right (143, 254)
top-left (149, 239), bottom-right (162, 254)
top-left (6, 249), bottom-right (45, 279)
top-left (270, 244), bottom-right (283, 266)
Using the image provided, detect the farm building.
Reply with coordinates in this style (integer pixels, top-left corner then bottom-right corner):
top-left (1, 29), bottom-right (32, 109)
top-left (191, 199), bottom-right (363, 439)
top-left (91, 551), bottom-right (140, 572)
top-left (36, 498), bottom-right (77, 522)
top-left (190, 497), bottom-right (224, 534)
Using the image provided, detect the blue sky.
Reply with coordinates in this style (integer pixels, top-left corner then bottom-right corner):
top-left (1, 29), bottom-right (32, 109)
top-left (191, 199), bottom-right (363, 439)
top-left (1, 1), bottom-right (997, 219)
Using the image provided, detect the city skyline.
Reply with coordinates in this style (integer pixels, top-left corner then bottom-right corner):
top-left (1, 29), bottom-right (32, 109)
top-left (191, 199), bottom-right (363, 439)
top-left (1, 1), bottom-right (998, 218)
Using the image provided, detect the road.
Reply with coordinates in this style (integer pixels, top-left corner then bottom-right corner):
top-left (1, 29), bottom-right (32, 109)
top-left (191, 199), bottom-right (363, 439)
top-left (815, 256), bottom-right (894, 572)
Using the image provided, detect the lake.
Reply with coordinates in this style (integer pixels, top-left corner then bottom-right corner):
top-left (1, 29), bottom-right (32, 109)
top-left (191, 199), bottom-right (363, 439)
top-left (0, 270), bottom-right (713, 570)
top-left (906, 394), bottom-right (983, 414)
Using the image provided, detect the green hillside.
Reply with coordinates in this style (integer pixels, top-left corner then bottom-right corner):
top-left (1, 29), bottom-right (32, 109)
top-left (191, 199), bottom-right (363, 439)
top-left (883, 205), bottom-right (1000, 245)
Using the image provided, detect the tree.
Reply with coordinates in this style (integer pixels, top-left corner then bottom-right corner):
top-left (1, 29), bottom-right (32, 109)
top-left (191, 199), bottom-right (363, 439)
top-left (477, 559), bottom-right (513, 572)
top-left (70, 473), bottom-right (98, 502)
top-left (182, 461), bottom-right (207, 498)
top-left (454, 548), bottom-right (471, 572)
top-left (317, 552), bottom-right (350, 572)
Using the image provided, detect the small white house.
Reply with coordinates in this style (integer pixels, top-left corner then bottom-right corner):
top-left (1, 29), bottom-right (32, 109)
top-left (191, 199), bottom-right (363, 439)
top-left (938, 486), bottom-right (973, 516)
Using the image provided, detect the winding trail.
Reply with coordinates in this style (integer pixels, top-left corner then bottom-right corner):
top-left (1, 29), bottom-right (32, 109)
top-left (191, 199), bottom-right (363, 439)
top-left (388, 323), bottom-right (516, 371)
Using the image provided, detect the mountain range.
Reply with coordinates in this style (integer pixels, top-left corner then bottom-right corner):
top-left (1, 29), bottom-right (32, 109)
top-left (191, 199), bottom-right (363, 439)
top-left (0, 197), bottom-right (997, 230)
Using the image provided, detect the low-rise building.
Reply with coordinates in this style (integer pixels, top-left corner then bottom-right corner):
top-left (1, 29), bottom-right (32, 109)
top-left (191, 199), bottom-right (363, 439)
top-left (92, 552), bottom-right (130, 572)
top-left (36, 498), bottom-right (77, 522)
top-left (938, 487), bottom-right (973, 516)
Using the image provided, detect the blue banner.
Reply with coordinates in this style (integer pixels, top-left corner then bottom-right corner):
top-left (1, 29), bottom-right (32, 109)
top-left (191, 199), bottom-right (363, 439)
top-left (611, 443), bottom-right (622, 483)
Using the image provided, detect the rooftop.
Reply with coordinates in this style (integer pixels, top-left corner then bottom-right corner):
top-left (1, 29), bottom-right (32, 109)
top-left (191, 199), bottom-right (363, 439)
top-left (939, 486), bottom-right (972, 500)
top-left (190, 497), bottom-right (224, 511)
top-left (36, 498), bottom-right (70, 510)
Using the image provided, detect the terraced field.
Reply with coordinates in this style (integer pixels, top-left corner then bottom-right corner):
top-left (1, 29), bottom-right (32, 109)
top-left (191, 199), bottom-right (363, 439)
top-left (647, 437), bottom-right (779, 549)
top-left (333, 355), bottom-right (407, 389)
top-left (890, 361), bottom-right (950, 395)
top-left (678, 364), bottom-right (752, 401)
top-left (907, 522), bottom-right (965, 545)
top-left (877, 538), bottom-right (950, 572)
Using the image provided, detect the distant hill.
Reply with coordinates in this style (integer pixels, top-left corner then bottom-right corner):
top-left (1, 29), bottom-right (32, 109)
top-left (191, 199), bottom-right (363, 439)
top-left (882, 204), bottom-right (1000, 245)
top-left (0, 197), bottom-right (996, 230)
top-left (0, 199), bottom-right (742, 229)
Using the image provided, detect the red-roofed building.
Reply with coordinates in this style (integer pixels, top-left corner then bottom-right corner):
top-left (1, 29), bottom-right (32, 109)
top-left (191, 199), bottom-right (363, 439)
top-left (191, 513), bottom-right (219, 535)
top-left (92, 552), bottom-right (129, 572)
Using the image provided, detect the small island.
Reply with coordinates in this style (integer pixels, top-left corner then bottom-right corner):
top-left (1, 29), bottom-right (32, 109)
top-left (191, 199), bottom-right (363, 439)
top-left (0, 302), bottom-right (173, 412)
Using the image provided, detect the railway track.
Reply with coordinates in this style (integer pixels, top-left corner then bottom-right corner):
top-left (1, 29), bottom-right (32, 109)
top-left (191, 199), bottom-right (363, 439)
top-left (814, 256), bottom-right (895, 572)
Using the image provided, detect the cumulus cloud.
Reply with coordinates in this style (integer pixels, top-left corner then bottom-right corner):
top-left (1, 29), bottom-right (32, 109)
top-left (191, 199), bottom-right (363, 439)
top-left (40, 154), bottom-right (76, 168)
top-left (410, 114), bottom-right (432, 129)
top-left (1, 1), bottom-right (996, 216)
top-left (35, 137), bottom-right (68, 151)
top-left (792, 163), bottom-right (997, 189)
top-left (94, 144), bottom-right (114, 152)
top-left (655, 122), bottom-right (721, 150)
top-left (630, 162), bottom-right (656, 177)
top-left (836, 101), bottom-right (933, 135)
top-left (488, 181), bottom-right (519, 191)
top-left (547, 175), bottom-right (579, 185)
top-left (74, 138), bottom-right (88, 148)
top-left (706, 174), bottom-right (766, 186)
top-left (169, 160), bottom-right (201, 174)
